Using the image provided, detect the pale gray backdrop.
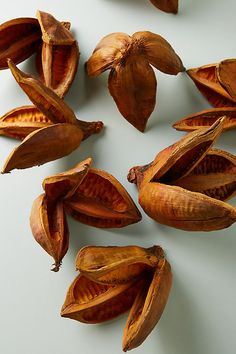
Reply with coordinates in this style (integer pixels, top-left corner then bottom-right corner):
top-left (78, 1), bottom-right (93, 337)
top-left (0, 1), bottom-right (236, 353)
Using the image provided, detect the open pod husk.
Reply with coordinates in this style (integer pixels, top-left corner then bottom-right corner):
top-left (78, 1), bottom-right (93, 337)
top-left (0, 17), bottom-right (41, 69)
top-left (76, 245), bottom-right (164, 284)
top-left (0, 61), bottom-right (103, 172)
top-left (187, 61), bottom-right (236, 107)
top-left (128, 118), bottom-right (236, 231)
top-left (61, 245), bottom-right (172, 351)
top-left (30, 159), bottom-right (141, 270)
top-left (173, 107), bottom-right (236, 132)
top-left (36, 11), bottom-right (79, 98)
top-left (86, 31), bottom-right (184, 132)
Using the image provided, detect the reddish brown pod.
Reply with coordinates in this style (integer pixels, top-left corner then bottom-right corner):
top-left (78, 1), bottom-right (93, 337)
top-left (128, 118), bottom-right (236, 231)
top-left (35, 10), bottom-right (79, 98)
top-left (0, 60), bottom-right (103, 173)
top-left (61, 245), bottom-right (172, 351)
top-left (86, 31), bottom-right (184, 132)
top-left (187, 59), bottom-right (236, 107)
top-left (30, 159), bottom-right (142, 271)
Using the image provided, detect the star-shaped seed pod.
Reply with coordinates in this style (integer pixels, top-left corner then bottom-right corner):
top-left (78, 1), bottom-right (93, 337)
top-left (35, 10), bottom-right (79, 98)
top-left (30, 159), bottom-right (142, 271)
top-left (61, 245), bottom-right (172, 352)
top-left (0, 60), bottom-right (103, 173)
top-left (128, 118), bottom-right (236, 231)
top-left (149, 0), bottom-right (178, 14)
top-left (86, 31), bottom-right (184, 132)
top-left (187, 59), bottom-right (236, 108)
top-left (173, 107), bottom-right (236, 132)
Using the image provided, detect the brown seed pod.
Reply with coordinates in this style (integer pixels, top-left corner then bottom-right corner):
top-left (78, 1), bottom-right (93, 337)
top-left (36, 11), bottom-right (79, 98)
top-left (30, 159), bottom-right (142, 270)
top-left (0, 60), bottom-right (103, 172)
top-left (86, 31), bottom-right (184, 132)
top-left (30, 194), bottom-right (69, 272)
top-left (128, 118), bottom-right (236, 231)
top-left (61, 245), bottom-right (172, 351)
top-left (149, 0), bottom-right (178, 14)
top-left (76, 245), bottom-right (164, 284)
top-left (64, 168), bottom-right (142, 228)
top-left (173, 107), bottom-right (236, 132)
top-left (0, 17), bottom-right (41, 69)
top-left (187, 62), bottom-right (236, 107)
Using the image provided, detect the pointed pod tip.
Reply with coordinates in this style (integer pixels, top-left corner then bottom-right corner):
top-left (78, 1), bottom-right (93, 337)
top-left (51, 261), bottom-right (62, 272)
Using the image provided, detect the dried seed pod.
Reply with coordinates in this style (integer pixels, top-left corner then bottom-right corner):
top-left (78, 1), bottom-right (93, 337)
top-left (123, 259), bottom-right (172, 351)
top-left (128, 118), bottom-right (236, 231)
top-left (43, 158), bottom-right (91, 201)
top-left (30, 160), bottom-right (141, 270)
top-left (217, 59), bottom-right (236, 101)
top-left (0, 105), bottom-right (52, 140)
top-left (30, 194), bottom-right (69, 272)
top-left (64, 168), bottom-right (142, 228)
top-left (2, 123), bottom-right (83, 173)
top-left (36, 10), bottom-right (75, 45)
top-left (61, 275), bottom-right (143, 323)
top-left (76, 245), bottom-right (164, 284)
top-left (8, 59), bottom-right (77, 125)
top-left (187, 63), bottom-right (236, 107)
top-left (7, 59), bottom-right (103, 138)
top-left (174, 149), bottom-right (236, 201)
top-left (86, 31), bottom-right (184, 132)
top-left (149, 0), bottom-right (178, 14)
top-left (36, 12), bottom-right (79, 98)
top-left (0, 17), bottom-right (41, 69)
top-left (173, 107), bottom-right (236, 132)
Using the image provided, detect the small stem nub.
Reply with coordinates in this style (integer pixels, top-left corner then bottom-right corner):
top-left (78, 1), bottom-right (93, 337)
top-left (76, 119), bottom-right (104, 140)
top-left (51, 261), bottom-right (62, 272)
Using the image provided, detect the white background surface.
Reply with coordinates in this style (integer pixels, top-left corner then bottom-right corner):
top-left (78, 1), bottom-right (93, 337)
top-left (0, 1), bottom-right (236, 353)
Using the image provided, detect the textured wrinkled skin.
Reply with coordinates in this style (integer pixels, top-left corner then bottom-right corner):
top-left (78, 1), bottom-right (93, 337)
top-left (86, 31), bottom-right (184, 132)
top-left (173, 107), bottom-right (236, 132)
top-left (128, 118), bottom-right (236, 231)
top-left (187, 63), bottom-right (236, 107)
top-left (0, 17), bottom-right (41, 69)
top-left (149, 0), bottom-right (178, 13)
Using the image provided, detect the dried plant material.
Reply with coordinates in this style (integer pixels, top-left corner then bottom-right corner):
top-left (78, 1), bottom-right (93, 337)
top-left (61, 245), bottom-right (172, 352)
top-left (30, 194), bottom-right (69, 272)
top-left (36, 10), bottom-right (75, 45)
top-left (173, 107), bottom-right (236, 132)
top-left (187, 63), bottom-right (236, 107)
top-left (76, 245), bottom-right (164, 284)
top-left (128, 118), bottom-right (236, 231)
top-left (0, 17), bottom-right (41, 69)
top-left (174, 149), bottom-right (236, 201)
top-left (2, 123), bottom-right (83, 173)
top-left (0, 105), bottom-right (52, 140)
top-left (149, 0), bottom-right (178, 14)
top-left (86, 31), bottom-right (184, 132)
top-left (1, 60), bottom-right (103, 172)
top-left (30, 159), bottom-right (141, 270)
top-left (36, 12), bottom-right (79, 98)
top-left (61, 275), bottom-right (142, 323)
top-left (122, 259), bottom-right (172, 351)
top-left (64, 168), bottom-right (142, 228)
top-left (217, 59), bottom-right (236, 101)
